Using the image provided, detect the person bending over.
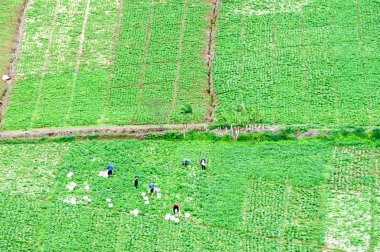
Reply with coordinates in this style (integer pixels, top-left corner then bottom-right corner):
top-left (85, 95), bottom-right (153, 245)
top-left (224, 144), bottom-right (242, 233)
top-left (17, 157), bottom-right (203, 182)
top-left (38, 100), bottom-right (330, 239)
top-left (173, 203), bottom-right (180, 215)
top-left (107, 163), bottom-right (114, 177)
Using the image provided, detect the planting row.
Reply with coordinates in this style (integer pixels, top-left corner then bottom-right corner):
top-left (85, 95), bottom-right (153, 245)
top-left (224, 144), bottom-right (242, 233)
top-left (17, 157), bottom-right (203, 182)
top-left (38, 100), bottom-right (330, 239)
top-left (1, 139), bottom-right (378, 250)
top-left (213, 0), bottom-right (380, 126)
top-left (3, 0), bottom-right (210, 130)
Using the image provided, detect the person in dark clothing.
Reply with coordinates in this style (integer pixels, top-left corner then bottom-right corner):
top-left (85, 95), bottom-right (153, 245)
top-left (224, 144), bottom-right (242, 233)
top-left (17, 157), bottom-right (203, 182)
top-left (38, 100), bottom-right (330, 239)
top-left (200, 159), bottom-right (206, 170)
top-left (107, 163), bottom-right (113, 177)
top-left (173, 203), bottom-right (180, 215)
top-left (134, 177), bottom-right (138, 188)
top-left (149, 182), bottom-right (155, 195)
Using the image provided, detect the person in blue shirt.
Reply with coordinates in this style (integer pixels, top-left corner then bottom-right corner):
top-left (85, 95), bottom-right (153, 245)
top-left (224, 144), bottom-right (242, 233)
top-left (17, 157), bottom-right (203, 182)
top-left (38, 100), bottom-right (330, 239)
top-left (107, 163), bottom-right (113, 177)
top-left (149, 182), bottom-right (155, 195)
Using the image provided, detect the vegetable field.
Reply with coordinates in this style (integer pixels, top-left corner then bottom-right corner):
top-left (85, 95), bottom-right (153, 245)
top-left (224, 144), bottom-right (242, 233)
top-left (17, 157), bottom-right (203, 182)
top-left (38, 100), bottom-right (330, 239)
top-left (2, 0), bottom-right (210, 130)
top-left (0, 0), bottom-right (25, 90)
top-left (0, 139), bottom-right (379, 251)
top-left (213, 0), bottom-right (380, 127)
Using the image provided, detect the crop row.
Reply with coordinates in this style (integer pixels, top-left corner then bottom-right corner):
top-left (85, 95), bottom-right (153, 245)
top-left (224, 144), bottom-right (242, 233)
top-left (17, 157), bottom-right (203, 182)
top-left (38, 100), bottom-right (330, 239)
top-left (213, 0), bottom-right (379, 126)
top-left (3, 0), bottom-right (210, 130)
top-left (0, 139), bottom-right (346, 250)
top-left (325, 146), bottom-right (380, 251)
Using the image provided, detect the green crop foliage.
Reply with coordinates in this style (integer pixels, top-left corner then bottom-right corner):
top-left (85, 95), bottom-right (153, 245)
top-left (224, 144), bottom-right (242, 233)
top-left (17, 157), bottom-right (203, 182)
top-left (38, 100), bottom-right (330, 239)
top-left (213, 0), bottom-right (380, 127)
top-left (2, 0), bottom-right (210, 130)
top-left (0, 0), bottom-right (25, 91)
top-left (0, 139), bottom-right (378, 250)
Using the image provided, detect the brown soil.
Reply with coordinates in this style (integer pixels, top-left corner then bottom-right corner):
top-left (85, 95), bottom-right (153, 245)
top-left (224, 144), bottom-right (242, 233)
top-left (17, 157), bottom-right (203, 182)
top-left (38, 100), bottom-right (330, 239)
top-left (204, 0), bottom-right (219, 123)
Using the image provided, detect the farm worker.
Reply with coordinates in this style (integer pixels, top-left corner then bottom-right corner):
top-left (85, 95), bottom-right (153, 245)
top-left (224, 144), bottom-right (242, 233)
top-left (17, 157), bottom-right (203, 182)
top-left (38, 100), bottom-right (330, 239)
top-left (200, 159), bottom-right (206, 170)
top-left (107, 163), bottom-right (113, 177)
top-left (134, 177), bottom-right (139, 188)
top-left (149, 182), bottom-right (155, 195)
top-left (173, 203), bottom-right (180, 215)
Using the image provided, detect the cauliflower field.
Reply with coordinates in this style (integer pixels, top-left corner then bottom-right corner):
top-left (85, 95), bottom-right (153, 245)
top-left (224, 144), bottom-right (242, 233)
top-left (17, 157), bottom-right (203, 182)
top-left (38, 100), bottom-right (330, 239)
top-left (213, 0), bottom-right (380, 126)
top-left (2, 0), bottom-right (210, 130)
top-left (0, 139), bottom-right (379, 251)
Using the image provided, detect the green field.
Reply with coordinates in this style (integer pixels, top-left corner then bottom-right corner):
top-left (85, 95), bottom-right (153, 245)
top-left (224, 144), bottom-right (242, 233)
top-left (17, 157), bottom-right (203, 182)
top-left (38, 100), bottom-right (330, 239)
top-left (0, 0), bottom-right (24, 91)
top-left (0, 0), bottom-right (379, 250)
top-left (2, 0), bottom-right (210, 130)
top-left (213, 0), bottom-right (380, 127)
top-left (2, 0), bottom-right (379, 130)
top-left (0, 139), bottom-right (379, 251)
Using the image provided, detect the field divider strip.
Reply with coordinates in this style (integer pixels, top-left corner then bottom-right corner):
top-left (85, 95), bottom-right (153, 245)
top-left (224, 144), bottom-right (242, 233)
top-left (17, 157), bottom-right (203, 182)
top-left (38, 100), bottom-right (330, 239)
top-left (166, 0), bottom-right (187, 124)
top-left (278, 181), bottom-right (292, 251)
top-left (0, 0), bottom-right (30, 128)
top-left (354, 0), bottom-right (372, 124)
top-left (326, 5), bottom-right (341, 125)
top-left (270, 2), bottom-right (279, 123)
top-left (299, 13), bottom-right (310, 124)
top-left (30, 0), bottom-right (61, 128)
top-left (130, 0), bottom-right (155, 124)
top-left (205, 0), bottom-right (220, 123)
top-left (73, 0), bottom-right (91, 76)
top-left (369, 155), bottom-right (379, 251)
top-left (41, 0), bottom-right (61, 78)
top-left (236, 0), bottom-right (247, 118)
top-left (64, 0), bottom-right (91, 125)
top-left (99, 0), bottom-right (123, 124)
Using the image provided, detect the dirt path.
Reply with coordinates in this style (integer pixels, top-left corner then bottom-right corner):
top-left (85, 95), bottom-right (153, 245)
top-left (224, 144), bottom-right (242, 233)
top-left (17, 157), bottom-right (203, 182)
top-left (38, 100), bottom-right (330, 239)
top-left (0, 0), bottom-right (30, 128)
top-left (205, 0), bottom-right (219, 123)
top-left (0, 123), bottom-right (207, 140)
top-left (41, 0), bottom-right (61, 78)
top-left (130, 0), bottom-right (155, 124)
top-left (166, 0), bottom-right (187, 124)
top-left (99, 0), bottom-right (123, 124)
top-left (74, 0), bottom-right (91, 76)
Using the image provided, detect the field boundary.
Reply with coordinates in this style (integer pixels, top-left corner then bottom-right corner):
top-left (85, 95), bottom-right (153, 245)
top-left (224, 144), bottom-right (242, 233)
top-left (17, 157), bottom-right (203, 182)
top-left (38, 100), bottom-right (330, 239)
top-left (0, 0), bottom-right (30, 128)
top-left (0, 123), bottom-right (207, 140)
top-left (204, 0), bottom-right (219, 123)
top-left (130, 0), bottom-right (155, 124)
top-left (74, 0), bottom-right (91, 76)
top-left (31, 0), bottom-right (62, 128)
top-left (63, 0), bottom-right (91, 125)
top-left (166, 0), bottom-right (187, 124)
top-left (41, 0), bottom-right (61, 78)
top-left (99, 0), bottom-right (123, 124)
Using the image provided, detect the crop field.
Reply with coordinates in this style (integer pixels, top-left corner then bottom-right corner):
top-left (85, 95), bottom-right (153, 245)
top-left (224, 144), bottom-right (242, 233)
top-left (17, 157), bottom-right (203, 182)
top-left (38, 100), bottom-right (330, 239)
top-left (2, 0), bottom-right (210, 130)
top-left (0, 139), bottom-right (379, 251)
top-left (213, 0), bottom-right (380, 127)
top-left (0, 0), bottom-right (25, 90)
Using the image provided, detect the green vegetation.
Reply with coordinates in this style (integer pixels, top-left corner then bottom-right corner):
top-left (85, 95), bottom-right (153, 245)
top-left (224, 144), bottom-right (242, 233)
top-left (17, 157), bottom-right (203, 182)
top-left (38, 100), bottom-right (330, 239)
top-left (0, 139), bottom-right (378, 250)
top-left (0, 1), bottom-right (378, 250)
top-left (0, 0), bottom-right (24, 90)
top-left (2, 0), bottom-right (210, 130)
top-left (213, 0), bottom-right (380, 127)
